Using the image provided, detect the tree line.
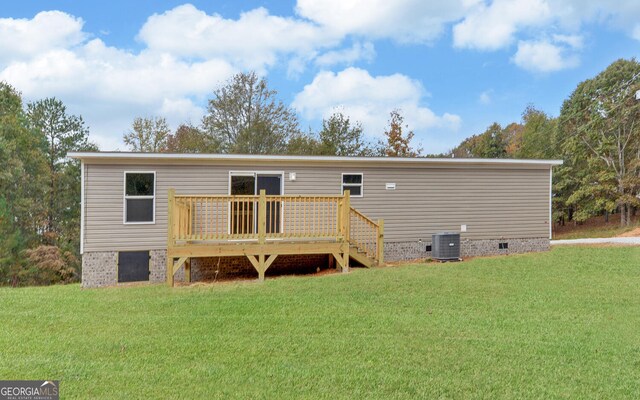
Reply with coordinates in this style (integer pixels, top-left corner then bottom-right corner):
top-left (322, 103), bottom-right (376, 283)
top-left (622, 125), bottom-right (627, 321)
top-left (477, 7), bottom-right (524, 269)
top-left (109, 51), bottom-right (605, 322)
top-left (442, 58), bottom-right (640, 227)
top-left (122, 72), bottom-right (422, 158)
top-left (0, 83), bottom-right (96, 286)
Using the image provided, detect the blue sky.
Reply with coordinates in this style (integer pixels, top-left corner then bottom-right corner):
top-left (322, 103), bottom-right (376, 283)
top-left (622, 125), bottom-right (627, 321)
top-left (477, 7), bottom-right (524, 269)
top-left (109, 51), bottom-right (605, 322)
top-left (0, 1), bottom-right (638, 153)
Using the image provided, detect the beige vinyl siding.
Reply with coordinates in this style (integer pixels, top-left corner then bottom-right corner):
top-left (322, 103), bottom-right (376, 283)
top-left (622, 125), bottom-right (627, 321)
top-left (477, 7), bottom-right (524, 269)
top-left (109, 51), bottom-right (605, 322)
top-left (83, 162), bottom-right (551, 252)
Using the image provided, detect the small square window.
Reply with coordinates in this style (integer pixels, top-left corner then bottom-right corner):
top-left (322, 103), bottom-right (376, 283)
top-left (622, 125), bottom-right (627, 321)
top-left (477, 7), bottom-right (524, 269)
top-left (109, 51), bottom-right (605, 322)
top-left (342, 173), bottom-right (363, 197)
top-left (343, 174), bottom-right (362, 184)
top-left (426, 245), bottom-right (432, 252)
top-left (343, 185), bottom-right (362, 196)
top-left (498, 242), bottom-right (509, 250)
top-left (124, 172), bottom-right (155, 224)
top-left (125, 199), bottom-right (154, 222)
top-left (126, 173), bottom-right (154, 196)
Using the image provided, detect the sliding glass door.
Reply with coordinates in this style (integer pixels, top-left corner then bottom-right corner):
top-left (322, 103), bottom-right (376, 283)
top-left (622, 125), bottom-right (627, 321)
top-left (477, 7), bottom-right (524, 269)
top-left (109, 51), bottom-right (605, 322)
top-left (230, 174), bottom-right (255, 235)
top-left (257, 175), bottom-right (281, 234)
top-left (229, 173), bottom-right (282, 235)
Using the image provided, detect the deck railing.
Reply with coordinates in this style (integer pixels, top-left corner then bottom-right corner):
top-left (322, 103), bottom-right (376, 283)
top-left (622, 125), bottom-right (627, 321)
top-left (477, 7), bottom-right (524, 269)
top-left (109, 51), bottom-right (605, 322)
top-left (168, 189), bottom-right (384, 264)
top-left (350, 207), bottom-right (384, 262)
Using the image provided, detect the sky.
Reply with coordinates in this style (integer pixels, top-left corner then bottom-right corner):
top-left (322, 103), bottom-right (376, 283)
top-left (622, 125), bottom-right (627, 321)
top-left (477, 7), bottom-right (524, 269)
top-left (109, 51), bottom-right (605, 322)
top-left (0, 1), bottom-right (638, 154)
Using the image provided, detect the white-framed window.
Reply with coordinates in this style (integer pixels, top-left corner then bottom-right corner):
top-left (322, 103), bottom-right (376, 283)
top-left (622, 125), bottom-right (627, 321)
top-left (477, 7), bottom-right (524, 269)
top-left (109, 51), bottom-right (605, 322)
top-left (342, 173), bottom-right (363, 197)
top-left (123, 171), bottom-right (156, 224)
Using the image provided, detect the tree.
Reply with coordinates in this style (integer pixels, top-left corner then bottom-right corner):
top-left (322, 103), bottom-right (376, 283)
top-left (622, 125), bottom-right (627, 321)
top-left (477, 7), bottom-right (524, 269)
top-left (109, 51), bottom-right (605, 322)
top-left (381, 109), bottom-right (422, 157)
top-left (0, 83), bottom-right (48, 242)
top-left (286, 129), bottom-right (320, 155)
top-left (0, 83), bottom-right (48, 285)
top-left (202, 71), bottom-right (300, 154)
top-left (450, 122), bottom-right (509, 158)
top-left (477, 123), bottom-right (509, 158)
top-left (502, 122), bottom-right (524, 156)
top-left (512, 106), bottom-right (558, 159)
top-left (166, 124), bottom-right (219, 153)
top-left (27, 98), bottom-right (94, 245)
top-left (317, 112), bottom-right (373, 156)
top-left (450, 134), bottom-right (482, 158)
top-left (0, 197), bottom-right (26, 286)
top-left (25, 245), bottom-right (78, 285)
top-left (123, 116), bottom-right (170, 152)
top-left (559, 58), bottom-right (640, 226)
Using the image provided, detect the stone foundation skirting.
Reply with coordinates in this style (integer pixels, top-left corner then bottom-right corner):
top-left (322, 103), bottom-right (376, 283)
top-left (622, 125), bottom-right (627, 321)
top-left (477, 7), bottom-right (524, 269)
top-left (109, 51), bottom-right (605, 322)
top-left (81, 250), bottom-right (329, 288)
top-left (81, 251), bottom-right (118, 288)
top-left (384, 237), bottom-right (550, 262)
top-left (81, 249), bottom-right (168, 288)
top-left (82, 238), bottom-right (549, 287)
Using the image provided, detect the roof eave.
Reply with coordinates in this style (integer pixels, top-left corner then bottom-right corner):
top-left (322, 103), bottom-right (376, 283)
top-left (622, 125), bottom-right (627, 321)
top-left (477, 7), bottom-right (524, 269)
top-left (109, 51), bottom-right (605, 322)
top-left (67, 151), bottom-right (563, 166)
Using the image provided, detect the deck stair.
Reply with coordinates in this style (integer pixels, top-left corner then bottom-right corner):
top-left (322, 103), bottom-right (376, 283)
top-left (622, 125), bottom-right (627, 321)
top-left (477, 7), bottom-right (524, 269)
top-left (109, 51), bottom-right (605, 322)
top-left (349, 244), bottom-right (378, 268)
top-left (348, 207), bottom-right (384, 268)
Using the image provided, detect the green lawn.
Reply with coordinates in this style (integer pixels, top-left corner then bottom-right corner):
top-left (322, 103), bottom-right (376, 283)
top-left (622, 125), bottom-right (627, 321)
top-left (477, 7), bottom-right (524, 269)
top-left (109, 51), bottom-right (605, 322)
top-left (1, 246), bottom-right (640, 399)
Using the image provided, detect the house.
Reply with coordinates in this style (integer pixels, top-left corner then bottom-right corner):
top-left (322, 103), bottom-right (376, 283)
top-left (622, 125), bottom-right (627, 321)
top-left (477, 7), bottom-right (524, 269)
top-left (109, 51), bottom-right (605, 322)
top-left (68, 152), bottom-right (562, 288)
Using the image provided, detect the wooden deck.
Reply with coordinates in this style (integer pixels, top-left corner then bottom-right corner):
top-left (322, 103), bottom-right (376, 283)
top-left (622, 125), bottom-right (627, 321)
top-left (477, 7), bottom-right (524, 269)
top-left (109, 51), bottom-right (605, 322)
top-left (166, 189), bottom-right (384, 285)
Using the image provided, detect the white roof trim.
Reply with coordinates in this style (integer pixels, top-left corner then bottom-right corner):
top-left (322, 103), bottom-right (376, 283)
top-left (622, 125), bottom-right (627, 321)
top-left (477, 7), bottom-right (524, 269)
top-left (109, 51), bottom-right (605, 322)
top-left (67, 151), bottom-right (563, 166)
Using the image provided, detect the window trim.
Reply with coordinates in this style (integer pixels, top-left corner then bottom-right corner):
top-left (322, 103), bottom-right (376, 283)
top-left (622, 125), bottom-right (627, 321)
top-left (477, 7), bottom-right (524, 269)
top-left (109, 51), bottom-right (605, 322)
top-left (123, 171), bottom-right (156, 225)
top-left (341, 172), bottom-right (364, 198)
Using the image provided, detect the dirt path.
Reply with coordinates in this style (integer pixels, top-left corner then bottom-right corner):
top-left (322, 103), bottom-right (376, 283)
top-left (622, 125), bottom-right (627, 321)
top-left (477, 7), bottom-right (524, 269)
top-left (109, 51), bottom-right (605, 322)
top-left (618, 227), bottom-right (640, 237)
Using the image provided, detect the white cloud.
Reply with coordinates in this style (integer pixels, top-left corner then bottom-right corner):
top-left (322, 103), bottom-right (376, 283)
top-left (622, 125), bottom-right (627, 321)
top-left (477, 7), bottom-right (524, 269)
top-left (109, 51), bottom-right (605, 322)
top-left (512, 39), bottom-right (579, 72)
top-left (453, 0), bottom-right (551, 50)
top-left (632, 24), bottom-right (640, 41)
top-left (2, 0), bottom-right (639, 151)
top-left (296, 0), bottom-right (473, 43)
top-left (292, 68), bottom-right (461, 152)
top-left (314, 42), bottom-right (375, 67)
top-left (479, 90), bottom-right (492, 105)
top-left (295, 0), bottom-right (640, 47)
top-left (452, 0), bottom-right (640, 51)
top-left (552, 34), bottom-right (583, 49)
top-left (138, 4), bottom-right (338, 71)
top-left (547, 0), bottom-right (640, 36)
top-left (0, 11), bottom-right (85, 65)
top-left (0, 33), bottom-right (236, 149)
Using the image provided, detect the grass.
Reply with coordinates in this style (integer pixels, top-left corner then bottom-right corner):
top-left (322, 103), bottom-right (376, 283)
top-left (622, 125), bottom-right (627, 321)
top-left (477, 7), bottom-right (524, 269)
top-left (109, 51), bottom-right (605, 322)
top-left (1, 246), bottom-right (640, 399)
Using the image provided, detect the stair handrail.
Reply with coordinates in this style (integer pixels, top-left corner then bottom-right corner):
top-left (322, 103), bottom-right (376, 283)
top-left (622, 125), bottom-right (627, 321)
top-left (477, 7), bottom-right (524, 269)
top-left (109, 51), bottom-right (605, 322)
top-left (349, 206), bottom-right (384, 264)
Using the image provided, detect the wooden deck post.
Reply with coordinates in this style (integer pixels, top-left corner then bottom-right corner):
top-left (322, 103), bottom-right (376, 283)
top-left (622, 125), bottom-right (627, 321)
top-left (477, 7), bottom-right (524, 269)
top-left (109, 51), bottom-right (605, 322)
top-left (247, 253), bottom-right (278, 282)
top-left (342, 190), bottom-right (350, 242)
top-left (341, 190), bottom-right (350, 273)
top-left (343, 243), bottom-right (350, 273)
top-left (258, 254), bottom-right (266, 281)
top-left (377, 219), bottom-right (384, 266)
top-left (167, 188), bottom-right (176, 286)
top-left (337, 197), bottom-right (342, 240)
top-left (258, 189), bottom-right (266, 244)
